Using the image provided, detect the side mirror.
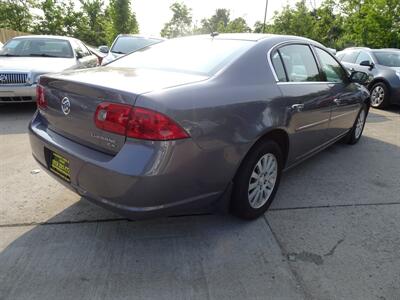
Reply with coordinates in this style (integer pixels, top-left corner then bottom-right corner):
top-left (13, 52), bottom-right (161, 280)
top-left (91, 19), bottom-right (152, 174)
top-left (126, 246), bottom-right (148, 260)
top-left (349, 71), bottom-right (370, 85)
top-left (98, 45), bottom-right (109, 54)
top-left (360, 60), bottom-right (374, 68)
top-left (76, 50), bottom-right (84, 59)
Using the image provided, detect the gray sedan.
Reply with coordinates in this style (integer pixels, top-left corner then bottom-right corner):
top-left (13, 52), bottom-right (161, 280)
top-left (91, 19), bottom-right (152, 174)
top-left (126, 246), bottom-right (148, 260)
top-left (29, 34), bottom-right (370, 220)
top-left (0, 35), bottom-right (98, 103)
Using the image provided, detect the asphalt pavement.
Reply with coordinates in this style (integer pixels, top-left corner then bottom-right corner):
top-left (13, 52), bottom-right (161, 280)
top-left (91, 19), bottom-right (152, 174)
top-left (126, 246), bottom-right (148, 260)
top-left (0, 103), bottom-right (399, 300)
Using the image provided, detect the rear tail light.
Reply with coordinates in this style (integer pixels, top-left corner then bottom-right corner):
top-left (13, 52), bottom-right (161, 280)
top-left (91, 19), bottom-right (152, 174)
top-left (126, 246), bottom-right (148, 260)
top-left (36, 85), bottom-right (47, 109)
top-left (94, 102), bottom-right (189, 141)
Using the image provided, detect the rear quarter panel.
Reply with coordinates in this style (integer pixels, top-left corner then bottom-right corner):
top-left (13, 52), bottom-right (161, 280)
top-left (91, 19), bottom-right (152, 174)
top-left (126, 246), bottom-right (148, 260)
top-left (134, 41), bottom-right (288, 191)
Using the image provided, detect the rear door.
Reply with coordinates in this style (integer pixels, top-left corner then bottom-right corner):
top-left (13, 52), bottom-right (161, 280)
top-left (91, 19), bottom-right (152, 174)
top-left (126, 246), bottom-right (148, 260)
top-left (272, 44), bottom-right (332, 162)
top-left (313, 46), bottom-right (361, 139)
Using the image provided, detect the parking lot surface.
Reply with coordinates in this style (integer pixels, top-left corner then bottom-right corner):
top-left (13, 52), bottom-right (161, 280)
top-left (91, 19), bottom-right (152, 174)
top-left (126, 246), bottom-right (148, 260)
top-left (0, 104), bottom-right (399, 299)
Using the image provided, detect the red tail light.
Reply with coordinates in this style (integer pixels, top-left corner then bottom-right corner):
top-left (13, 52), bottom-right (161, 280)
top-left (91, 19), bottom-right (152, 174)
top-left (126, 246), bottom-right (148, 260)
top-left (94, 102), bottom-right (189, 141)
top-left (36, 85), bottom-right (47, 109)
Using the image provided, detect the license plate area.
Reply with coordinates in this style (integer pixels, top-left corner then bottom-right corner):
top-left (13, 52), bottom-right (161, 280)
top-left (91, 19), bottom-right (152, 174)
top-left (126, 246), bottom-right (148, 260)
top-left (48, 150), bottom-right (71, 182)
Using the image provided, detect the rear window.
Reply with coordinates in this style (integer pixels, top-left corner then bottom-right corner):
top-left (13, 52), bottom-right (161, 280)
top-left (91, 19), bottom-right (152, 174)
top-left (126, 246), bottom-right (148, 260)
top-left (0, 38), bottom-right (73, 58)
top-left (109, 37), bottom-right (254, 75)
top-left (111, 36), bottom-right (162, 54)
top-left (373, 51), bottom-right (400, 67)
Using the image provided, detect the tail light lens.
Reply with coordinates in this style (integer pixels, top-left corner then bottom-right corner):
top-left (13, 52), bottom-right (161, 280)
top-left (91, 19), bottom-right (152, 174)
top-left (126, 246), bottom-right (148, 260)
top-left (36, 85), bottom-right (47, 109)
top-left (94, 102), bottom-right (189, 141)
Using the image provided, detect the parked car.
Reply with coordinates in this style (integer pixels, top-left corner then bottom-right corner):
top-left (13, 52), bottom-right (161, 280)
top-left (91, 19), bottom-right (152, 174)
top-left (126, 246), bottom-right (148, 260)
top-left (99, 34), bottom-right (165, 65)
top-left (0, 35), bottom-right (98, 103)
top-left (29, 34), bottom-right (370, 220)
top-left (336, 47), bottom-right (400, 108)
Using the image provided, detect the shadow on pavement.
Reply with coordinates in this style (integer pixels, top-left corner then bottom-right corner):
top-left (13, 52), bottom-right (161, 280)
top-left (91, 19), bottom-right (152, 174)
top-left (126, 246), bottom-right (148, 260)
top-left (0, 103), bottom-right (36, 135)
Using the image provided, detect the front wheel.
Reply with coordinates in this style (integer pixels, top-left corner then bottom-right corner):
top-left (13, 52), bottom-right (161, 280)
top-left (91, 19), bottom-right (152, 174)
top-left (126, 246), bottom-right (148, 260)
top-left (370, 82), bottom-right (389, 109)
top-left (231, 140), bottom-right (283, 220)
top-left (344, 104), bottom-right (368, 145)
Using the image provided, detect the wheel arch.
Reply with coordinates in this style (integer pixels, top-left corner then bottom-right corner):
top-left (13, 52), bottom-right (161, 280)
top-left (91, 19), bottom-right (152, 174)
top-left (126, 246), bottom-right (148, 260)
top-left (235, 128), bottom-right (290, 179)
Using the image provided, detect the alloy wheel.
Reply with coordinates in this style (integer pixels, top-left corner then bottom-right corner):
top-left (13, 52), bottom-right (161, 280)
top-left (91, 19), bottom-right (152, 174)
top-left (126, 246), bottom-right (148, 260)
top-left (248, 153), bottom-right (278, 209)
top-left (355, 109), bottom-right (366, 139)
top-left (371, 85), bottom-right (385, 107)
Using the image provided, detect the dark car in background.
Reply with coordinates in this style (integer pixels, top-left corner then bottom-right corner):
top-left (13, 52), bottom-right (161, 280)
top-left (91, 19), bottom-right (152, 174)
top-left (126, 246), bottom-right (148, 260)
top-left (337, 47), bottom-right (400, 108)
top-left (29, 34), bottom-right (370, 220)
top-left (99, 34), bottom-right (165, 65)
top-left (0, 35), bottom-right (98, 103)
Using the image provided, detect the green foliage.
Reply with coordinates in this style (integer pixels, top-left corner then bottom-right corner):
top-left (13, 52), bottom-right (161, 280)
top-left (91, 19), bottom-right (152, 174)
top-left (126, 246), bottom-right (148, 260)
top-left (0, 0), bottom-right (37, 32)
top-left (160, 2), bottom-right (192, 38)
top-left (33, 0), bottom-right (81, 36)
top-left (76, 0), bottom-right (108, 46)
top-left (261, 0), bottom-right (400, 50)
top-left (107, 0), bottom-right (139, 42)
top-left (196, 8), bottom-right (251, 34)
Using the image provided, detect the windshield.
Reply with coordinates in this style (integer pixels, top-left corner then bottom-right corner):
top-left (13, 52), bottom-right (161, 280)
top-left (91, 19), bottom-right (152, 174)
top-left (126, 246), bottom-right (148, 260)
top-left (110, 37), bottom-right (254, 75)
top-left (0, 38), bottom-right (73, 58)
top-left (111, 36), bottom-right (163, 54)
top-left (373, 51), bottom-right (400, 67)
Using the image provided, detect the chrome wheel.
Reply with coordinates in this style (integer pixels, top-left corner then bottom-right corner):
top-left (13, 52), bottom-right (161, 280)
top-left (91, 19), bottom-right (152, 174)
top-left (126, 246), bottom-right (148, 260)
top-left (355, 109), bottom-right (366, 139)
top-left (371, 85), bottom-right (385, 107)
top-left (248, 153), bottom-right (278, 209)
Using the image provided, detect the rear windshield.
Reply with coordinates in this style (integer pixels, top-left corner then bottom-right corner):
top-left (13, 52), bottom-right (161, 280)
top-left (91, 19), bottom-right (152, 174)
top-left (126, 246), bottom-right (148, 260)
top-left (111, 36), bottom-right (162, 54)
top-left (373, 51), bottom-right (400, 67)
top-left (109, 37), bottom-right (254, 75)
top-left (0, 38), bottom-right (73, 58)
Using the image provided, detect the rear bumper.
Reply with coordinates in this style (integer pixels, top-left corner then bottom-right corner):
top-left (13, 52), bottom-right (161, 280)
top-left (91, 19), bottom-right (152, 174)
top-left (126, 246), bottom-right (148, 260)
top-left (29, 112), bottom-right (226, 219)
top-left (0, 84), bottom-right (36, 103)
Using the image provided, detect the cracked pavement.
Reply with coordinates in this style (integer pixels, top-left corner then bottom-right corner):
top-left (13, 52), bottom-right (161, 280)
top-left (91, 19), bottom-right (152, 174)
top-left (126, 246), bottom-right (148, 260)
top-left (0, 103), bottom-right (399, 299)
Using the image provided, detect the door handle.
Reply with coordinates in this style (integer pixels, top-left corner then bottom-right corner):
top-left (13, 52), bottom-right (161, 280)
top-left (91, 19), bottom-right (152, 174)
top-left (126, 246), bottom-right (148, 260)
top-left (333, 98), bottom-right (341, 105)
top-left (291, 104), bottom-right (304, 112)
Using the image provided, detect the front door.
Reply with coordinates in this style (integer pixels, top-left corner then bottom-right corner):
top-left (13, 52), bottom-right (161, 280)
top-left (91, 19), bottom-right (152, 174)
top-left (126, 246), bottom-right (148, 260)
top-left (313, 46), bottom-right (362, 139)
top-left (271, 44), bottom-right (332, 163)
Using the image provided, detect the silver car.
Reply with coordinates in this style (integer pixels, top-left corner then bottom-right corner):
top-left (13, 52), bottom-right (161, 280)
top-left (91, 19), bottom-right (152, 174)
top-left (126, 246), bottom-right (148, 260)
top-left (29, 34), bottom-right (370, 220)
top-left (0, 35), bottom-right (98, 103)
top-left (99, 34), bottom-right (164, 65)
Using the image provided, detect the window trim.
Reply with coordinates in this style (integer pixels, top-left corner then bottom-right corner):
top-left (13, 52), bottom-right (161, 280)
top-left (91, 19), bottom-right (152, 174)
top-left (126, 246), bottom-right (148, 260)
top-left (312, 45), bottom-right (350, 84)
top-left (268, 42), bottom-right (325, 84)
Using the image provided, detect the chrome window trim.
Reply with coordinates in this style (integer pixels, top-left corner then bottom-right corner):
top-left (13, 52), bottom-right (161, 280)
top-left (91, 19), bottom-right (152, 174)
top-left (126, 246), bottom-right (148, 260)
top-left (267, 41), bottom-right (324, 84)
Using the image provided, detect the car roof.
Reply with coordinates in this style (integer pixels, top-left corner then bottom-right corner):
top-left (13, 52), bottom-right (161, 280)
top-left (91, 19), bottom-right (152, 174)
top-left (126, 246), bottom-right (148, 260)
top-left (12, 35), bottom-right (76, 41)
top-left (117, 34), bottom-right (165, 41)
top-left (175, 33), bottom-right (325, 48)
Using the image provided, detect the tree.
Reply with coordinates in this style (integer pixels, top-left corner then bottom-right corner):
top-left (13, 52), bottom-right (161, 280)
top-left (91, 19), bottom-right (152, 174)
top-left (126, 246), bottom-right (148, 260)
top-left (198, 8), bottom-right (251, 34)
top-left (0, 0), bottom-right (37, 32)
top-left (33, 0), bottom-right (82, 36)
top-left (107, 0), bottom-right (138, 42)
top-left (226, 17), bottom-right (251, 33)
top-left (76, 0), bottom-right (108, 45)
top-left (160, 2), bottom-right (192, 38)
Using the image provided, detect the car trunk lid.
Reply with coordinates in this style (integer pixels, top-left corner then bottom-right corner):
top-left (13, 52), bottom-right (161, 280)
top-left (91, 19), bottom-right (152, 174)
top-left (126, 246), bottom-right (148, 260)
top-left (38, 67), bottom-right (207, 154)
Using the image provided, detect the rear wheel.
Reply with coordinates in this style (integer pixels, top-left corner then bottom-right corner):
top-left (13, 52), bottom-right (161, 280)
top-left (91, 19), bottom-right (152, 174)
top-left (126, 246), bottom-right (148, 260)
top-left (231, 140), bottom-right (283, 220)
top-left (370, 82), bottom-right (389, 109)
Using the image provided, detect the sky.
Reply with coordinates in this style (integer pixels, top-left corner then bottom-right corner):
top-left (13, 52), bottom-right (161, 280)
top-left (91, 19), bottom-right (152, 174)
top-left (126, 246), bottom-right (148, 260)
top-left (132, 0), bottom-right (322, 36)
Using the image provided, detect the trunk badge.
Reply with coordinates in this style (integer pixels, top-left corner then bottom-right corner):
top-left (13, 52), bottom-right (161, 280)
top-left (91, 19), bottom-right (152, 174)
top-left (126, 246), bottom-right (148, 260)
top-left (61, 97), bottom-right (71, 115)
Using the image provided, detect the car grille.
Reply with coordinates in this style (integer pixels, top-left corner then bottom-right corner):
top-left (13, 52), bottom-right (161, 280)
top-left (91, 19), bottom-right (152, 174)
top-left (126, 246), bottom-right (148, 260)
top-left (0, 73), bottom-right (29, 85)
top-left (0, 96), bottom-right (34, 102)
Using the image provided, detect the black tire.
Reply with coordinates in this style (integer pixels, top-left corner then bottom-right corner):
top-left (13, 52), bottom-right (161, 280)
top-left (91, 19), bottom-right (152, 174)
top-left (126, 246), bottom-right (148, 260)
top-left (370, 82), bottom-right (389, 109)
top-left (344, 104), bottom-right (368, 145)
top-left (231, 140), bottom-right (283, 220)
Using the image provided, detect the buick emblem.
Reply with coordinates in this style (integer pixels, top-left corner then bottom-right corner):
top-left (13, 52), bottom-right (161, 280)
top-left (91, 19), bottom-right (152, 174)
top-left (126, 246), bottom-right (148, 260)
top-left (0, 75), bottom-right (7, 83)
top-left (61, 97), bottom-right (71, 115)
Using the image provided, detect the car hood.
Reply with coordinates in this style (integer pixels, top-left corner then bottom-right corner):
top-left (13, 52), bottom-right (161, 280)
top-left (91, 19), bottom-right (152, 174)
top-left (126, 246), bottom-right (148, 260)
top-left (0, 57), bottom-right (77, 73)
top-left (46, 67), bottom-right (208, 95)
